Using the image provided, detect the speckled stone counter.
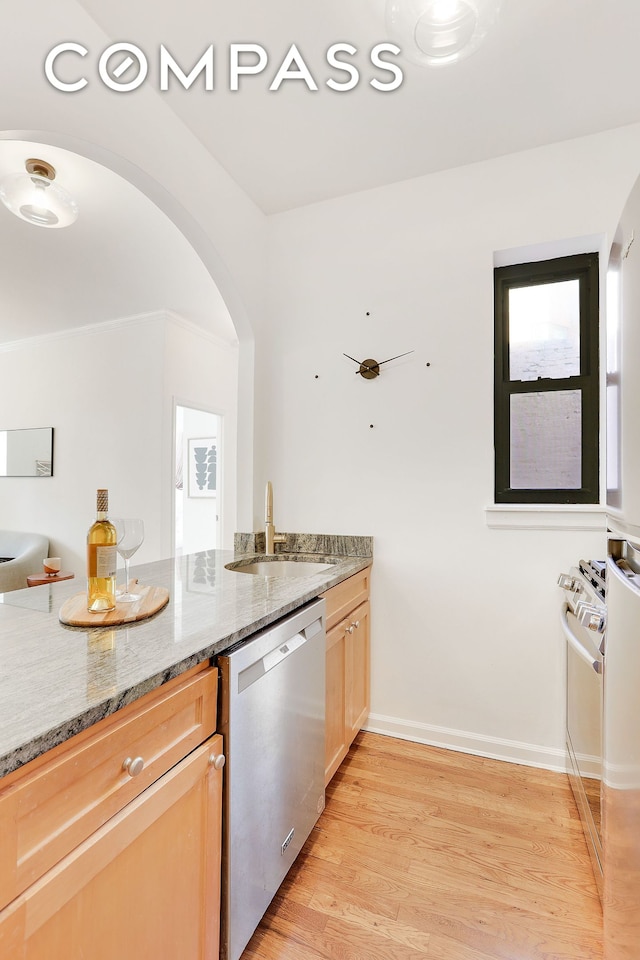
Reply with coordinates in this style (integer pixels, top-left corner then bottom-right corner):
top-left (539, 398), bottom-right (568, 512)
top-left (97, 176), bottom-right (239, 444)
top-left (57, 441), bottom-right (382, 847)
top-left (0, 541), bottom-right (372, 780)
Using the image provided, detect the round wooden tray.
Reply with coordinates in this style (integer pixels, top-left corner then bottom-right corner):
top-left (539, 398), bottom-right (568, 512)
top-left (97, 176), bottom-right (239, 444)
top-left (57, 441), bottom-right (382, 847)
top-left (59, 582), bottom-right (169, 627)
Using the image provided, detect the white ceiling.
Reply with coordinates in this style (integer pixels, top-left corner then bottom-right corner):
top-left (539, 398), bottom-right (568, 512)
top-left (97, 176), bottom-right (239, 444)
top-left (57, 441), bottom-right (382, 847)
top-left (76, 0), bottom-right (640, 213)
top-left (3, 1), bottom-right (640, 345)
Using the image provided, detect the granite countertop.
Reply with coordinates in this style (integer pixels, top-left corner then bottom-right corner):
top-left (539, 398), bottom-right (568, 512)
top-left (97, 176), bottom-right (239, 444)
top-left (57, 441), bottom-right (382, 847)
top-left (0, 535), bottom-right (372, 779)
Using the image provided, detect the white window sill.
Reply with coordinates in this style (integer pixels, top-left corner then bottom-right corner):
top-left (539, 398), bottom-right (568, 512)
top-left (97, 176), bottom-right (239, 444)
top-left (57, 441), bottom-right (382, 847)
top-left (485, 505), bottom-right (607, 531)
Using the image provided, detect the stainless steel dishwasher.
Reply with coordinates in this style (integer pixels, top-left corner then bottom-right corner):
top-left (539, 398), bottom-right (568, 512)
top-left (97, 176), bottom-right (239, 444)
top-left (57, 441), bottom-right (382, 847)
top-left (216, 598), bottom-right (326, 960)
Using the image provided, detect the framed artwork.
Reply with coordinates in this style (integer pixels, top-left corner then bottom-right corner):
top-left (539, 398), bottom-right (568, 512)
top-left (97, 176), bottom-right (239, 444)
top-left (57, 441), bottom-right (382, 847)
top-left (188, 438), bottom-right (217, 498)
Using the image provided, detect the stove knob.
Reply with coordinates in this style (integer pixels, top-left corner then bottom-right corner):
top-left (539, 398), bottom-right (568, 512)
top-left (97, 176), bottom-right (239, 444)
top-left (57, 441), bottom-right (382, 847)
top-left (590, 613), bottom-right (606, 633)
top-left (576, 602), bottom-right (606, 633)
top-left (557, 573), bottom-right (582, 593)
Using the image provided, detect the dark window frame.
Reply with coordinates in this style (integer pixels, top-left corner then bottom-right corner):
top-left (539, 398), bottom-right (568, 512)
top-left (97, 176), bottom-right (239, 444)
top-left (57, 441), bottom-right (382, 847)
top-left (494, 253), bottom-right (599, 504)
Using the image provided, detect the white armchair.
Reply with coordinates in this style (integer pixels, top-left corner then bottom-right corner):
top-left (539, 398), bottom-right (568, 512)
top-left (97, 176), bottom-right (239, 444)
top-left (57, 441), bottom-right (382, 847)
top-left (0, 531), bottom-right (50, 592)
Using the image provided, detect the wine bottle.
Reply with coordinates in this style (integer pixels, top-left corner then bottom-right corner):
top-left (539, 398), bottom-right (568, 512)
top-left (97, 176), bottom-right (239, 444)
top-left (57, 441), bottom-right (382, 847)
top-left (87, 488), bottom-right (117, 612)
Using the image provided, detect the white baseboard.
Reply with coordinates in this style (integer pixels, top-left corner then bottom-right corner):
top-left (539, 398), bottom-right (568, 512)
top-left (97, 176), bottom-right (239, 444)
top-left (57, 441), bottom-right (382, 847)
top-left (363, 713), bottom-right (567, 773)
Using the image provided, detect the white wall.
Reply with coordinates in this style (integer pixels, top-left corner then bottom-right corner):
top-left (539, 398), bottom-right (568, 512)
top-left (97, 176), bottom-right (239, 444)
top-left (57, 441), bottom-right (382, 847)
top-left (256, 124), bottom-right (640, 768)
top-left (0, 314), bottom-right (239, 575)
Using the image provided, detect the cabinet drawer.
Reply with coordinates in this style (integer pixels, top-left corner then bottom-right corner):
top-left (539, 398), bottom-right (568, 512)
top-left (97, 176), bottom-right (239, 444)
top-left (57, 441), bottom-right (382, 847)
top-left (0, 666), bottom-right (217, 911)
top-left (322, 567), bottom-right (371, 631)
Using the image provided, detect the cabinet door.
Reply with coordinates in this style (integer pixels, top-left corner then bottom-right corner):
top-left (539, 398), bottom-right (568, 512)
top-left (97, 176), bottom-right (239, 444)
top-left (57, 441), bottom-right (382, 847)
top-left (345, 600), bottom-right (370, 746)
top-left (0, 735), bottom-right (223, 960)
top-left (325, 621), bottom-right (347, 786)
top-left (0, 665), bottom-right (218, 913)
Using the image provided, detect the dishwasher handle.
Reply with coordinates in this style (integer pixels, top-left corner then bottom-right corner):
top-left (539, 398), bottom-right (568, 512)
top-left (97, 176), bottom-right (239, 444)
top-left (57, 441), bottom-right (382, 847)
top-left (262, 631), bottom-right (307, 672)
top-left (237, 615), bottom-right (324, 694)
top-left (560, 604), bottom-right (603, 674)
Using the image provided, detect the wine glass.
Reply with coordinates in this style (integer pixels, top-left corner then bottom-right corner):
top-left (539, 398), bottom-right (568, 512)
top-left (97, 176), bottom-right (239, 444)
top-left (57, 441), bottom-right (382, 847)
top-left (112, 518), bottom-right (144, 602)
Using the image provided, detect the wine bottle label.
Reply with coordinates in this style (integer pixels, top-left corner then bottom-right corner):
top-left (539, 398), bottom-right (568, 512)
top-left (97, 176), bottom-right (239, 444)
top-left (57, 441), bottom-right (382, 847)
top-left (95, 545), bottom-right (117, 578)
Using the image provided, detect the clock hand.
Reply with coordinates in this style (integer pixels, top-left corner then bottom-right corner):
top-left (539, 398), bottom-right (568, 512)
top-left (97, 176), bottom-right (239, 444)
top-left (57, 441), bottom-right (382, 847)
top-left (344, 353), bottom-right (378, 376)
top-left (378, 351), bottom-right (415, 366)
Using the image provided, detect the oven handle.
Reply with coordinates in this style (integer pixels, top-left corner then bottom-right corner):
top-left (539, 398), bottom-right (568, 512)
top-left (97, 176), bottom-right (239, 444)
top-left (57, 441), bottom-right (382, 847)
top-left (560, 604), bottom-right (602, 674)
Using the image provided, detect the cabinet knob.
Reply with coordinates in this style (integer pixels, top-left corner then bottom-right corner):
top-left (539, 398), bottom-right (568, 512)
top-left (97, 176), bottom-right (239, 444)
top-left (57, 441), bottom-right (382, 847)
top-left (209, 753), bottom-right (226, 770)
top-left (353, 620), bottom-right (360, 629)
top-left (122, 756), bottom-right (145, 778)
top-left (346, 624), bottom-right (354, 634)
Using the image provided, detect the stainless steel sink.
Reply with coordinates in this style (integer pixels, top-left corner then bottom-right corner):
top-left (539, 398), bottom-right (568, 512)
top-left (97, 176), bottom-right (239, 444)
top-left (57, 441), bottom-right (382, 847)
top-left (225, 557), bottom-right (336, 578)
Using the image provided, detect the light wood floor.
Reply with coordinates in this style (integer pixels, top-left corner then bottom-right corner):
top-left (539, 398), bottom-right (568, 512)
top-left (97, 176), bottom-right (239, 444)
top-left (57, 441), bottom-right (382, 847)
top-left (242, 731), bottom-right (603, 960)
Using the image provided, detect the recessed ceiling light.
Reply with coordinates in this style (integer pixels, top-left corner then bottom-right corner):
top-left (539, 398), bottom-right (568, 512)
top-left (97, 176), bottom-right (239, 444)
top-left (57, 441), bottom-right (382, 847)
top-left (386, 0), bottom-right (503, 67)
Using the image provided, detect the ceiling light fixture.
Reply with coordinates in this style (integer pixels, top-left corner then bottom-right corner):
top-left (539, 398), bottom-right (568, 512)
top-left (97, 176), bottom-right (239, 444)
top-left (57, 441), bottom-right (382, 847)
top-left (386, 0), bottom-right (503, 67)
top-left (0, 158), bottom-right (79, 228)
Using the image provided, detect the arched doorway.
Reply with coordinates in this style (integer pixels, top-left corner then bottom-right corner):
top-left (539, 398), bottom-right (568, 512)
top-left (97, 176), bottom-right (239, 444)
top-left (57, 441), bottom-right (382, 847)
top-left (0, 133), bottom-right (246, 566)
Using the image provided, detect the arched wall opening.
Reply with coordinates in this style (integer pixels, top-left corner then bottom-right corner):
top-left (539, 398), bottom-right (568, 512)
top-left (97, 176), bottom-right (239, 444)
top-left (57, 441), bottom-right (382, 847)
top-left (0, 130), bottom-right (255, 570)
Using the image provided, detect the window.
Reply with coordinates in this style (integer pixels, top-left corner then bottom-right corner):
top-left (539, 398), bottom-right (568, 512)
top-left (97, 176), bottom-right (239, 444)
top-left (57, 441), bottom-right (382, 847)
top-left (494, 253), bottom-right (599, 504)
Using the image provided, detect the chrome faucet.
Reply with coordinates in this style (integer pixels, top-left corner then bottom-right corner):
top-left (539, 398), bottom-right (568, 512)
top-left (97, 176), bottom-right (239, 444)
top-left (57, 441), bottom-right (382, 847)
top-left (265, 481), bottom-right (286, 555)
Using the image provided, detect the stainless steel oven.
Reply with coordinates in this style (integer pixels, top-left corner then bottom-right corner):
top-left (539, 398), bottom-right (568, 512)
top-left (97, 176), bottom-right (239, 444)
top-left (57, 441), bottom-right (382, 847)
top-left (558, 560), bottom-right (606, 900)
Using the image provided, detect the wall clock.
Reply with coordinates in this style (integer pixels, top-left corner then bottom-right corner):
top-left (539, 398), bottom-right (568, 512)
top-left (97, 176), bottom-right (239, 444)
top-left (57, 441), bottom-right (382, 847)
top-left (343, 351), bottom-right (415, 379)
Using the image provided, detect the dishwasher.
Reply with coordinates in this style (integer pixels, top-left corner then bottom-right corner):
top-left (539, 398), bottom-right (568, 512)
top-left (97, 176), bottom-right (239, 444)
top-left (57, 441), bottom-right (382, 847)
top-left (216, 598), bottom-right (326, 960)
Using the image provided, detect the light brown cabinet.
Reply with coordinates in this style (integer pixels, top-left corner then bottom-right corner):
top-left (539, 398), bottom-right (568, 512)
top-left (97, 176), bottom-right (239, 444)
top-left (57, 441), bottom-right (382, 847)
top-left (0, 663), bottom-right (222, 960)
top-left (322, 567), bottom-right (371, 786)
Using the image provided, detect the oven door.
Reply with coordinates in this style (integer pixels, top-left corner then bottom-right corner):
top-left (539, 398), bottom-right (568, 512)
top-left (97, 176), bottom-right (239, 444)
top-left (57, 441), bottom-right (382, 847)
top-left (561, 603), bottom-right (604, 896)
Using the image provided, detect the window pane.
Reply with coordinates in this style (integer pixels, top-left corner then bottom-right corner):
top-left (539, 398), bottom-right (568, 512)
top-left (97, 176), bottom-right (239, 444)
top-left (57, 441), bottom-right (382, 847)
top-left (510, 390), bottom-right (581, 489)
top-left (509, 280), bottom-right (580, 381)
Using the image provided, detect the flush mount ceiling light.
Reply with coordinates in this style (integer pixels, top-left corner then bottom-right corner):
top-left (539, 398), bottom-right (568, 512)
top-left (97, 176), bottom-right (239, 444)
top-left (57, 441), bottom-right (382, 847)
top-left (386, 0), bottom-right (503, 67)
top-left (0, 158), bottom-right (79, 228)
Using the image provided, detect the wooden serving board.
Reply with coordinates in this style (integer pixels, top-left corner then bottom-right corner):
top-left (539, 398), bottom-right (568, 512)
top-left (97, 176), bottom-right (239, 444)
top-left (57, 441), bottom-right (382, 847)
top-left (59, 583), bottom-right (169, 627)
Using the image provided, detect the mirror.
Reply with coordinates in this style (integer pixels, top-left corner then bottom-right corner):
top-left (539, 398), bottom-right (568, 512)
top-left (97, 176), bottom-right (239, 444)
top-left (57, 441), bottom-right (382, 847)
top-left (0, 427), bottom-right (53, 477)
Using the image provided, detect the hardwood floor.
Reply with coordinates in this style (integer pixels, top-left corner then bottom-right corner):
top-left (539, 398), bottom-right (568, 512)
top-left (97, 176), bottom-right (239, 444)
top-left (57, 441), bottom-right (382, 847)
top-left (242, 732), bottom-right (603, 960)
